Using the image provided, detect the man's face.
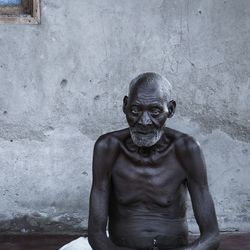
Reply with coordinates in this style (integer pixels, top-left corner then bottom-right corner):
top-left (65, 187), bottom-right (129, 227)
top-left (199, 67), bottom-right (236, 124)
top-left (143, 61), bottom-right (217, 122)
top-left (124, 82), bottom-right (169, 147)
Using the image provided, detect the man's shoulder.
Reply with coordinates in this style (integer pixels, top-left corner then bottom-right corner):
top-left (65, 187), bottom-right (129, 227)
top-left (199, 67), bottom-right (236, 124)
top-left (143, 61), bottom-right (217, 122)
top-left (164, 127), bottom-right (200, 151)
top-left (95, 128), bottom-right (130, 151)
top-left (167, 128), bottom-right (204, 176)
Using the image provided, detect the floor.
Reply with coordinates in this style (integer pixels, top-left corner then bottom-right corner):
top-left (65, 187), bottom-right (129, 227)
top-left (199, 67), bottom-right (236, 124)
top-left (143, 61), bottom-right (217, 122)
top-left (0, 233), bottom-right (249, 250)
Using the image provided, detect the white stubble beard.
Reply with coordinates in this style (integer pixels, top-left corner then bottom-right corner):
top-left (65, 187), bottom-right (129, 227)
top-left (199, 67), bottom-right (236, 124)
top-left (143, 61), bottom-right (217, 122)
top-left (130, 128), bottom-right (163, 147)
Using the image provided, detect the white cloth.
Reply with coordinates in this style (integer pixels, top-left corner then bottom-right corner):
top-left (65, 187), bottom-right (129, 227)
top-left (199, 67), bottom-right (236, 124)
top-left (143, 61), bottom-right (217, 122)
top-left (59, 237), bottom-right (92, 250)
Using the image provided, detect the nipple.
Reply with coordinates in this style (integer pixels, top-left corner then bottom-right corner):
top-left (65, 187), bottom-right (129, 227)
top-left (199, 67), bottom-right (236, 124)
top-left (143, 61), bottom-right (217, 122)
top-left (151, 238), bottom-right (158, 250)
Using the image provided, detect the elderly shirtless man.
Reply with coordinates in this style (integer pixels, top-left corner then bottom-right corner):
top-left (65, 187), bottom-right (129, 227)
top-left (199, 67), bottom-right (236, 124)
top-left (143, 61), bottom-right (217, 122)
top-left (88, 72), bottom-right (220, 250)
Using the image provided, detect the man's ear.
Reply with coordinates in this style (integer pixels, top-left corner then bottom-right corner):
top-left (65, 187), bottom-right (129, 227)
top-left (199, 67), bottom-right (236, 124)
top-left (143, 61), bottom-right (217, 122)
top-left (123, 96), bottom-right (128, 114)
top-left (167, 100), bottom-right (176, 118)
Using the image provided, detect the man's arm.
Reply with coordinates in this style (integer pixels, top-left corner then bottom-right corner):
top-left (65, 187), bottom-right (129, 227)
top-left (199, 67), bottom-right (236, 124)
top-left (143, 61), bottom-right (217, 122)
top-left (88, 135), bottom-right (135, 250)
top-left (176, 136), bottom-right (220, 250)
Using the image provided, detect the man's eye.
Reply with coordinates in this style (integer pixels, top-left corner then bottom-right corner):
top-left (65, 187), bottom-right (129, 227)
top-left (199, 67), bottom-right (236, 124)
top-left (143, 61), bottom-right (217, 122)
top-left (151, 109), bottom-right (161, 116)
top-left (131, 107), bottom-right (139, 115)
top-left (131, 109), bottom-right (139, 115)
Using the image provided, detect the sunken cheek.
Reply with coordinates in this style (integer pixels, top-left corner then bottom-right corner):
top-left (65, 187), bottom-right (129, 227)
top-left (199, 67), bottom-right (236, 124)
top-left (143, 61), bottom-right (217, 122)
top-left (126, 114), bottom-right (138, 127)
top-left (152, 114), bottom-right (167, 128)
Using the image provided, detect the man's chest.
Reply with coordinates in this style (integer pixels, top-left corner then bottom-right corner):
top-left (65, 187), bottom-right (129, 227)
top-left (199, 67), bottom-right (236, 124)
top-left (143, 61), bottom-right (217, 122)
top-left (110, 154), bottom-right (186, 206)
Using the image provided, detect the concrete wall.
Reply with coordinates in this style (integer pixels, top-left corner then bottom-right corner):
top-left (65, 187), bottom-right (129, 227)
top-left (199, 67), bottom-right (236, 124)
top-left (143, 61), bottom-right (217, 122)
top-left (0, 0), bottom-right (249, 233)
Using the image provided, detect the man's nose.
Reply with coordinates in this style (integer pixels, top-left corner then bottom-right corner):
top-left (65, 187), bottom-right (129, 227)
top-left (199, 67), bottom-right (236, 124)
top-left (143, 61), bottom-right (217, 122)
top-left (138, 111), bottom-right (152, 125)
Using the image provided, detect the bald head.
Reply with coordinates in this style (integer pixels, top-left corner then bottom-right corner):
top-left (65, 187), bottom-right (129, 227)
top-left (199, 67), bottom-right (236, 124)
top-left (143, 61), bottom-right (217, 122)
top-left (128, 72), bottom-right (172, 103)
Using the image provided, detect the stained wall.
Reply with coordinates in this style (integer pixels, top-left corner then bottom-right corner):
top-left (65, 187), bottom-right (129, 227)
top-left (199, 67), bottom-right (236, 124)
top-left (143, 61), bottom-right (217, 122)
top-left (0, 0), bottom-right (249, 233)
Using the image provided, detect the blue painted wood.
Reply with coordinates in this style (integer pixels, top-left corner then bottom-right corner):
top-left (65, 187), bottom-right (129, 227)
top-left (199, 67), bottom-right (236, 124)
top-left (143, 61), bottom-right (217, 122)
top-left (0, 0), bottom-right (21, 6)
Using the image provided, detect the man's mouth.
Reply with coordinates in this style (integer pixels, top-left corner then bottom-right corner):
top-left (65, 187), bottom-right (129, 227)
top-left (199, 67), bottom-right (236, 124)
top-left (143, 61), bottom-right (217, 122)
top-left (133, 130), bottom-right (155, 135)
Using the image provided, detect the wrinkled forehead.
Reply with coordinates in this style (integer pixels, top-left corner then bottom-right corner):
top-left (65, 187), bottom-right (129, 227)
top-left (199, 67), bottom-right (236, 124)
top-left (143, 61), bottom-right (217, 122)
top-left (128, 81), bottom-right (166, 104)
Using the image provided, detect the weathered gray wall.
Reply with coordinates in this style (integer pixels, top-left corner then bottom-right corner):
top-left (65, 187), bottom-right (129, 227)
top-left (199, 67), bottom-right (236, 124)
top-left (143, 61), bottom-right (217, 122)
top-left (0, 0), bottom-right (249, 233)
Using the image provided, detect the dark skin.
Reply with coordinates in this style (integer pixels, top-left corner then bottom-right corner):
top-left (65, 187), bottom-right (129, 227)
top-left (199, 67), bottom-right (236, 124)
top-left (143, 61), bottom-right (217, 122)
top-left (88, 74), bottom-right (220, 250)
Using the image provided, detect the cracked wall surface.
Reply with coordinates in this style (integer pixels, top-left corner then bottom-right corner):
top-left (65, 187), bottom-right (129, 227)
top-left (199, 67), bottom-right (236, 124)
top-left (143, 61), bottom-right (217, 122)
top-left (0, 0), bottom-right (249, 233)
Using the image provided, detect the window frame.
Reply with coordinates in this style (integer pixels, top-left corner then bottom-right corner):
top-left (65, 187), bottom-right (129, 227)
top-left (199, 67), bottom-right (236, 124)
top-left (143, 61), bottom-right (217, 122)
top-left (0, 0), bottom-right (40, 24)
